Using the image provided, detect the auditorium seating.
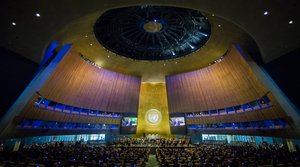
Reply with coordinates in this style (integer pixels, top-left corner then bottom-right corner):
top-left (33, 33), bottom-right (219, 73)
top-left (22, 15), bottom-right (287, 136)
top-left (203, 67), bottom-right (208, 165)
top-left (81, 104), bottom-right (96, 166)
top-left (0, 141), bottom-right (150, 167)
top-left (187, 118), bottom-right (288, 130)
top-left (17, 119), bottom-right (118, 130)
top-left (1, 137), bottom-right (300, 166)
top-left (156, 142), bottom-right (300, 167)
top-left (34, 94), bottom-right (122, 118)
top-left (185, 94), bottom-right (271, 118)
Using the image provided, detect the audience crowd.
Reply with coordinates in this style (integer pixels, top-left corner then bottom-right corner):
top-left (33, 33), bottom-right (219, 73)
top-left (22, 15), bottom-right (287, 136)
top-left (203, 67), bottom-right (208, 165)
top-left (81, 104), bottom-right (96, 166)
top-left (0, 137), bottom-right (300, 167)
top-left (0, 141), bottom-right (149, 167)
top-left (157, 142), bottom-right (300, 167)
top-left (113, 136), bottom-right (191, 147)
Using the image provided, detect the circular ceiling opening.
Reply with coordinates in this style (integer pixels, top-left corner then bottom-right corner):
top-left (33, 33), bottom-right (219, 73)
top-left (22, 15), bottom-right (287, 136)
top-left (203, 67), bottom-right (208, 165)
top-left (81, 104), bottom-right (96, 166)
top-left (143, 20), bottom-right (163, 33)
top-left (94, 5), bottom-right (211, 61)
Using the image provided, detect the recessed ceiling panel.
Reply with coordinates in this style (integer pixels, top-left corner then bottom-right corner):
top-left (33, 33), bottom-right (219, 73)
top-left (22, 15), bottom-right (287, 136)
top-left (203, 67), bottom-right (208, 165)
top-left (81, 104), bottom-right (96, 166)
top-left (94, 5), bottom-right (211, 61)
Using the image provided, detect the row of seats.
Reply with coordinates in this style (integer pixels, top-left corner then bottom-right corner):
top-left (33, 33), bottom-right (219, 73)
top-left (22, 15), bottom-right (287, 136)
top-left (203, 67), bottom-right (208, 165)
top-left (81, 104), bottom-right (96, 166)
top-left (35, 93), bottom-right (121, 118)
top-left (186, 95), bottom-right (271, 118)
top-left (1, 138), bottom-right (300, 166)
top-left (188, 118), bottom-right (288, 130)
top-left (0, 141), bottom-right (149, 167)
top-left (156, 142), bottom-right (300, 167)
top-left (17, 118), bottom-right (118, 130)
top-left (113, 136), bottom-right (191, 147)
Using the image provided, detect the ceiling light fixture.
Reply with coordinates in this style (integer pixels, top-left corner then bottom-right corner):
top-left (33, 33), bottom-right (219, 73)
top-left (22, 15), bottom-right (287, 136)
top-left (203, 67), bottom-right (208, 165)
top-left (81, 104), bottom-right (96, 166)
top-left (289, 20), bottom-right (293, 24)
top-left (218, 24), bottom-right (221, 27)
top-left (263, 11), bottom-right (268, 16)
top-left (202, 33), bottom-right (208, 37)
top-left (36, 13), bottom-right (41, 17)
top-left (12, 22), bottom-right (16, 26)
top-left (188, 43), bottom-right (194, 49)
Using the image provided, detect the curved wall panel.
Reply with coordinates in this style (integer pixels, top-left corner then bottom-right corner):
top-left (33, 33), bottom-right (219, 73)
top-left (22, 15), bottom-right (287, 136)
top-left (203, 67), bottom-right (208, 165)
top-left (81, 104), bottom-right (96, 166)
top-left (39, 49), bottom-right (141, 113)
top-left (166, 46), bottom-right (268, 113)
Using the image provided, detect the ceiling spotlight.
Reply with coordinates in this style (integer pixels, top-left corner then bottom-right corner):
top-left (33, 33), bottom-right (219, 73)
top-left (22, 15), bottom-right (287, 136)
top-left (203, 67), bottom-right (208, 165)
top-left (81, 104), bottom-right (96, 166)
top-left (289, 20), bottom-right (293, 24)
top-left (85, 35), bottom-right (88, 38)
top-left (188, 44), bottom-right (194, 49)
top-left (36, 13), bottom-right (41, 17)
top-left (107, 55), bottom-right (110, 58)
top-left (89, 43), bottom-right (93, 46)
top-left (218, 24), bottom-right (221, 27)
top-left (212, 14), bottom-right (215, 16)
top-left (12, 22), bottom-right (16, 26)
top-left (263, 11), bottom-right (268, 16)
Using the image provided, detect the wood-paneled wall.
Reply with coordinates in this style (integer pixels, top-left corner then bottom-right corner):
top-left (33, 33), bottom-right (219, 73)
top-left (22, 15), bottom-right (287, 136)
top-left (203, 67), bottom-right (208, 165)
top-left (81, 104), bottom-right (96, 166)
top-left (39, 48), bottom-right (141, 113)
top-left (166, 45), bottom-right (268, 113)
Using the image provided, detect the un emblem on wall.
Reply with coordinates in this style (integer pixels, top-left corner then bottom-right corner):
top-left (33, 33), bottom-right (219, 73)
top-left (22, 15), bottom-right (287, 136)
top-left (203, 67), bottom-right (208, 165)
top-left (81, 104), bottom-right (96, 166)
top-left (146, 109), bottom-right (162, 124)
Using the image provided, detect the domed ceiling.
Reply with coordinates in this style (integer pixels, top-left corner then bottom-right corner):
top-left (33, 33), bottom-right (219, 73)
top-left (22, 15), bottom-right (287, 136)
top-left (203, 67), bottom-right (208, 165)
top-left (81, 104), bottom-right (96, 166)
top-left (52, 4), bottom-right (257, 81)
top-left (94, 6), bottom-right (211, 60)
top-left (2, 1), bottom-right (298, 81)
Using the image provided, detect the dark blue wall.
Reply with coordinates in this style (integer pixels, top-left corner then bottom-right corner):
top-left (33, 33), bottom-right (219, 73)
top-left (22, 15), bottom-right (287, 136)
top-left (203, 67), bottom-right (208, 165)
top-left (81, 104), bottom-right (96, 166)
top-left (0, 47), bottom-right (38, 119)
top-left (263, 47), bottom-right (300, 110)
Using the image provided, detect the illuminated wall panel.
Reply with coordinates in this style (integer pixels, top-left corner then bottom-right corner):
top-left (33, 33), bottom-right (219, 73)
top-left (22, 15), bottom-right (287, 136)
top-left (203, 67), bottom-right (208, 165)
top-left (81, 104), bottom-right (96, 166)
top-left (136, 82), bottom-right (171, 137)
top-left (166, 46), bottom-right (268, 113)
top-left (39, 48), bottom-right (141, 113)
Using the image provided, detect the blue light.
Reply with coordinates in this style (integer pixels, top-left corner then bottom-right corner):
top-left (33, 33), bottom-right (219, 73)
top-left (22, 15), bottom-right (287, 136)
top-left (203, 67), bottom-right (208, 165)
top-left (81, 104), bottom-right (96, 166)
top-left (188, 43), bottom-right (194, 49)
top-left (200, 32), bottom-right (208, 37)
top-left (40, 41), bottom-right (59, 68)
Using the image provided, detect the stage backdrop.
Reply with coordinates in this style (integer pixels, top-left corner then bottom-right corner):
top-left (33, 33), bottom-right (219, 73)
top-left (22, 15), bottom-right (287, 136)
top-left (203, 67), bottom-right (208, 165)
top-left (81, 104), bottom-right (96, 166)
top-left (136, 82), bottom-right (171, 137)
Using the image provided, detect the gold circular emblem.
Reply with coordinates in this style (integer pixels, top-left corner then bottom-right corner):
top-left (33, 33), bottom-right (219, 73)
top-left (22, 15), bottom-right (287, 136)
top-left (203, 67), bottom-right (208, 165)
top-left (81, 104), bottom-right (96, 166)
top-left (145, 109), bottom-right (162, 124)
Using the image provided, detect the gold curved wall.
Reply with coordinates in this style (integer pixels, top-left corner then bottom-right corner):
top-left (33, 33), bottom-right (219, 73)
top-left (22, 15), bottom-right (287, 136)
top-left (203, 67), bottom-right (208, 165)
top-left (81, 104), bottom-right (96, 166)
top-left (39, 48), bottom-right (141, 113)
top-left (166, 45), bottom-right (268, 113)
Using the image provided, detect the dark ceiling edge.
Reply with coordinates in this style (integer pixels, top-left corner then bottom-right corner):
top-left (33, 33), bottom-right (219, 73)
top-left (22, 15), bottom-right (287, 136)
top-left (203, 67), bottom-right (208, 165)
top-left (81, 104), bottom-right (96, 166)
top-left (0, 46), bottom-right (39, 66)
